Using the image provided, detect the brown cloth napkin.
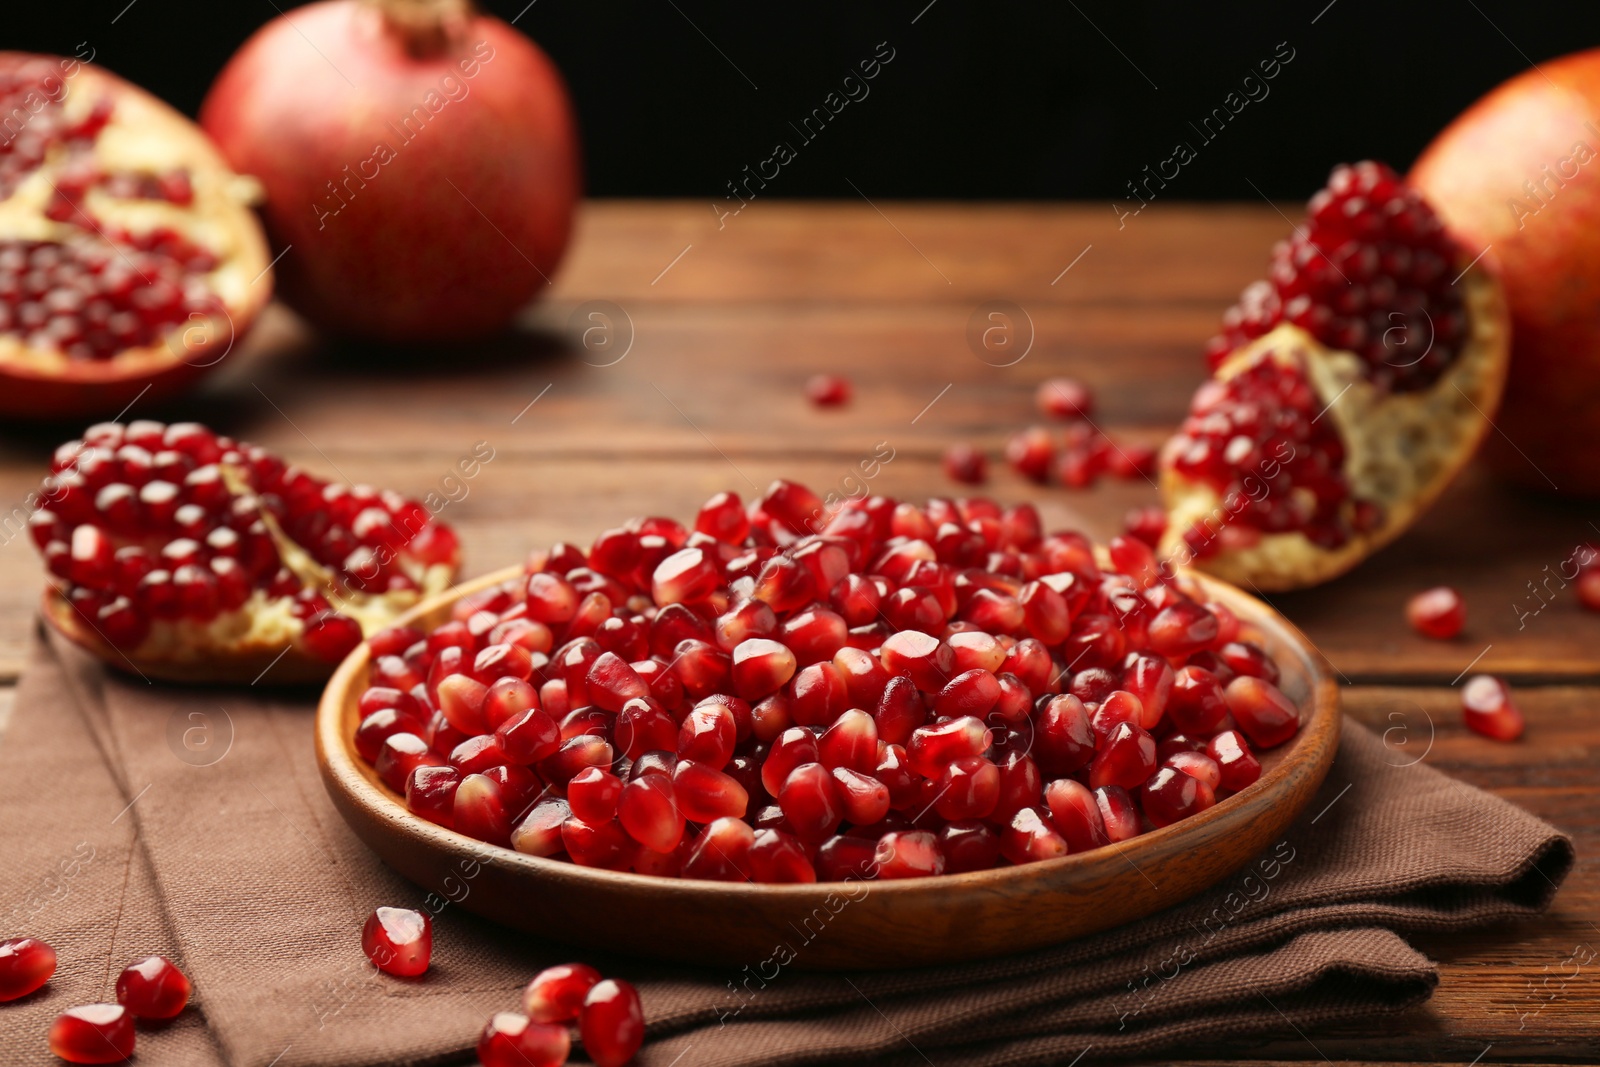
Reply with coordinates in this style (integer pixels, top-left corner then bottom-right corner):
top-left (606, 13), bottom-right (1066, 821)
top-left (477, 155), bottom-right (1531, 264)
top-left (0, 625), bottom-right (1573, 1067)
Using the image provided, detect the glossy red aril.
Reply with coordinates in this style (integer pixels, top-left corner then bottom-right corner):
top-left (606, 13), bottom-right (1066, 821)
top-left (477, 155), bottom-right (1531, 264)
top-left (806, 373), bottom-right (851, 407)
top-left (49, 1004), bottom-right (136, 1064)
top-left (943, 443), bottom-right (987, 485)
top-left (1037, 377), bottom-right (1094, 419)
top-left (1166, 750), bottom-right (1222, 791)
top-left (1461, 675), bottom-right (1525, 742)
top-left (907, 716), bottom-right (992, 778)
top-left (1045, 779), bottom-right (1108, 852)
top-left (523, 962), bottom-right (602, 1023)
top-left (37, 422), bottom-right (459, 682)
top-left (362, 906), bottom-right (431, 977)
top-left (1000, 807), bottom-right (1069, 864)
top-left (779, 762), bottom-right (845, 841)
top-left (1407, 586), bottom-right (1466, 640)
top-left (115, 955), bottom-right (190, 1019)
top-left (477, 1011), bottom-right (571, 1067)
top-left (580, 978), bottom-right (645, 1067)
top-left (1205, 730), bottom-right (1261, 791)
top-left (750, 828), bottom-right (818, 883)
top-left (874, 830), bottom-right (946, 878)
top-left (377, 732), bottom-right (444, 793)
top-left (672, 759), bottom-right (748, 823)
top-left (1141, 765), bottom-right (1217, 828)
top-left (0, 936), bottom-right (56, 1001)
top-left (1094, 785), bottom-right (1142, 843)
top-left (939, 820), bottom-right (1002, 873)
top-left (1223, 676), bottom-right (1301, 748)
top-left (618, 773), bottom-right (684, 854)
top-left (1089, 721), bottom-right (1157, 790)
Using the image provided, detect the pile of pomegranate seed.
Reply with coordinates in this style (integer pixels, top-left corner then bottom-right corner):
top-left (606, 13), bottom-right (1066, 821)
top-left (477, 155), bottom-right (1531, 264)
top-left (804, 374), bottom-right (851, 408)
top-left (1206, 161), bottom-right (1468, 393)
top-left (1461, 675), bottom-right (1524, 742)
top-left (1406, 586), bottom-right (1466, 640)
top-left (355, 480), bottom-right (1301, 881)
top-left (362, 906), bottom-right (433, 977)
top-left (999, 378), bottom-right (1154, 490)
top-left (0, 936), bottom-right (56, 1001)
top-left (478, 963), bottom-right (643, 1067)
top-left (31, 420), bottom-right (458, 658)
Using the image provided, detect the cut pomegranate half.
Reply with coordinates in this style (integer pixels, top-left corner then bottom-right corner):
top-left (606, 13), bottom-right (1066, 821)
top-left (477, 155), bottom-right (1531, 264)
top-left (0, 53), bottom-right (271, 420)
top-left (1159, 161), bottom-right (1510, 590)
top-left (33, 420), bottom-right (459, 682)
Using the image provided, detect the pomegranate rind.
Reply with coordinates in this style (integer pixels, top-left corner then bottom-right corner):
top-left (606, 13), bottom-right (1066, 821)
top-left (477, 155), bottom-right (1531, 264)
top-left (0, 54), bottom-right (272, 418)
top-left (1159, 258), bottom-right (1510, 591)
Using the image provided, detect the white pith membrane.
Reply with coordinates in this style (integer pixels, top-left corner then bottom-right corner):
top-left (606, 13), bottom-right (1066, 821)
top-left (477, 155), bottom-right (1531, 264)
top-left (0, 57), bottom-right (270, 378)
top-left (1158, 262), bottom-right (1509, 591)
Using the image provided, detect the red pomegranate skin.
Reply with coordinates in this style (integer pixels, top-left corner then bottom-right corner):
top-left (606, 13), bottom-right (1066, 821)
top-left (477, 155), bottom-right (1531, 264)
top-left (1410, 48), bottom-right (1600, 495)
top-left (200, 0), bottom-right (580, 343)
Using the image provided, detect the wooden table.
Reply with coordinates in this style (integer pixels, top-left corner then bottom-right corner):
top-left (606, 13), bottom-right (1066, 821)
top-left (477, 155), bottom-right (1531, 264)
top-left (0, 202), bottom-right (1594, 1064)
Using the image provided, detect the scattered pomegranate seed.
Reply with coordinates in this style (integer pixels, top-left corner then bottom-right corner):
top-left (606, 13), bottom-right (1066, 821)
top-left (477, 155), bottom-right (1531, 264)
top-left (49, 1004), bottom-right (136, 1064)
top-left (477, 1011), bottom-right (570, 1067)
top-left (1461, 675), bottom-right (1525, 742)
top-left (114, 955), bottom-right (190, 1019)
top-left (362, 907), bottom-right (432, 977)
top-left (1407, 586), bottom-right (1466, 640)
top-left (523, 962), bottom-right (602, 1023)
top-left (351, 483), bottom-right (1302, 879)
top-left (805, 373), bottom-right (852, 408)
top-left (0, 936), bottom-right (56, 1001)
top-left (942, 443), bottom-right (987, 485)
top-left (1036, 377), bottom-right (1094, 420)
top-left (580, 978), bottom-right (645, 1067)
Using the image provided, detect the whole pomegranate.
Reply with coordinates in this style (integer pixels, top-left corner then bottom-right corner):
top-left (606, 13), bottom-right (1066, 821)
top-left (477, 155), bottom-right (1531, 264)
top-left (200, 0), bottom-right (579, 343)
top-left (1411, 48), bottom-right (1600, 495)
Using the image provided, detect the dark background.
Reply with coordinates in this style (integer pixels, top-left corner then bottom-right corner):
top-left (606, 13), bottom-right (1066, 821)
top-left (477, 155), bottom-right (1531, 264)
top-left (12, 1), bottom-right (1600, 200)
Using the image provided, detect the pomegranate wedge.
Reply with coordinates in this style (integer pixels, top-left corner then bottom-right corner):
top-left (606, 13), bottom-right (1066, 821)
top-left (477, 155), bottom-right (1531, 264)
top-left (33, 420), bottom-right (460, 682)
top-left (0, 53), bottom-right (271, 420)
top-left (1159, 161), bottom-right (1510, 590)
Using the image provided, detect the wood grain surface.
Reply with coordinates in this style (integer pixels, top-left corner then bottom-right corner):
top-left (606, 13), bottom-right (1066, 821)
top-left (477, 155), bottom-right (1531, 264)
top-left (0, 202), bottom-right (1595, 1058)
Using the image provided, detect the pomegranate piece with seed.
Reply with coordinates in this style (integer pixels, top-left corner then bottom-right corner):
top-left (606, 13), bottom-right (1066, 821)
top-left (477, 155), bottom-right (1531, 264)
top-left (581, 978), bottom-right (645, 1067)
top-left (0, 55), bottom-right (272, 421)
top-left (523, 962), bottom-right (602, 1023)
top-left (349, 482), bottom-right (1303, 878)
top-left (36, 421), bottom-right (460, 683)
top-left (49, 1004), bottom-right (136, 1064)
top-left (1160, 161), bottom-right (1511, 591)
top-left (115, 955), bottom-right (190, 1019)
top-left (477, 1011), bottom-right (571, 1067)
top-left (1407, 586), bottom-right (1466, 640)
top-left (0, 936), bottom-right (56, 1001)
top-left (362, 906), bottom-right (432, 977)
top-left (1461, 675), bottom-right (1525, 742)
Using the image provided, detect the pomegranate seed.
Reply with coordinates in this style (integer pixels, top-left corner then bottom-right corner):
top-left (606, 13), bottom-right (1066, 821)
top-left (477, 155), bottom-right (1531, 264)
top-left (376, 732), bottom-right (444, 792)
top-left (1044, 779), bottom-right (1108, 852)
top-left (880, 629), bottom-right (954, 691)
top-left (362, 907), bottom-right (431, 977)
top-left (1461, 675), bottom-right (1525, 742)
top-left (817, 708), bottom-right (878, 773)
top-left (580, 978), bottom-right (645, 1067)
top-left (115, 955), bottom-right (190, 1019)
top-left (0, 937), bottom-right (56, 1001)
top-left (1089, 721), bottom-right (1157, 790)
top-left (779, 762), bottom-right (845, 841)
top-left (436, 673), bottom-right (490, 735)
top-left (943, 444), bottom-right (988, 485)
top-left (815, 833), bottom-right (879, 880)
top-left (806, 373), bottom-right (852, 407)
top-left (1166, 749), bottom-right (1222, 791)
top-left (455, 773), bottom-right (514, 846)
top-left (1033, 695), bottom-right (1095, 777)
top-left (682, 815), bottom-right (756, 880)
top-left (1146, 600), bottom-right (1220, 657)
top-left (523, 962), bottom-right (602, 1023)
top-left (1218, 641), bottom-right (1279, 684)
top-left (1406, 586), bottom-right (1465, 640)
top-left (1577, 569), bottom-right (1600, 612)
top-left (652, 546), bottom-right (721, 605)
top-left (874, 829), bottom-right (946, 878)
top-left (569, 766), bottom-right (625, 825)
top-left (540, 735), bottom-right (614, 787)
top-left (1223, 676), bottom-right (1300, 748)
top-left (907, 716), bottom-right (992, 778)
top-left (938, 820), bottom-right (1001, 873)
top-left (406, 764), bottom-right (462, 827)
top-left (1167, 665), bottom-right (1229, 735)
top-left (1205, 729), bottom-right (1261, 791)
top-left (49, 1004), bottom-right (136, 1064)
top-left (678, 698), bottom-right (737, 768)
top-left (1036, 377), bottom-right (1094, 419)
top-left (831, 767), bottom-right (892, 826)
top-left (672, 759), bottom-right (749, 822)
top-left (935, 756), bottom-right (1000, 820)
top-left (477, 1011), bottom-right (571, 1067)
top-left (1094, 785), bottom-right (1142, 842)
top-left (511, 798), bottom-right (571, 856)
top-left (749, 828), bottom-right (817, 882)
top-left (1005, 427), bottom-right (1055, 483)
top-left (562, 816), bottom-right (635, 871)
top-left (1141, 765), bottom-right (1217, 827)
top-left (731, 637), bottom-right (798, 700)
top-left (1000, 807), bottom-right (1068, 864)
top-left (618, 774), bottom-right (684, 853)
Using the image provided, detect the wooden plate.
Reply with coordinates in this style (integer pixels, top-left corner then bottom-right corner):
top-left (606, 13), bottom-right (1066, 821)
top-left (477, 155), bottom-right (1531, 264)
top-left (316, 565), bottom-right (1339, 970)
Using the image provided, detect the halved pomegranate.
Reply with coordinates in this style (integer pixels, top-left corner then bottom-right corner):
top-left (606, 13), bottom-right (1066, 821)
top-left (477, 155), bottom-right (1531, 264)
top-left (32, 420), bottom-right (459, 683)
top-left (0, 53), bottom-right (270, 420)
top-left (1159, 162), bottom-right (1510, 590)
